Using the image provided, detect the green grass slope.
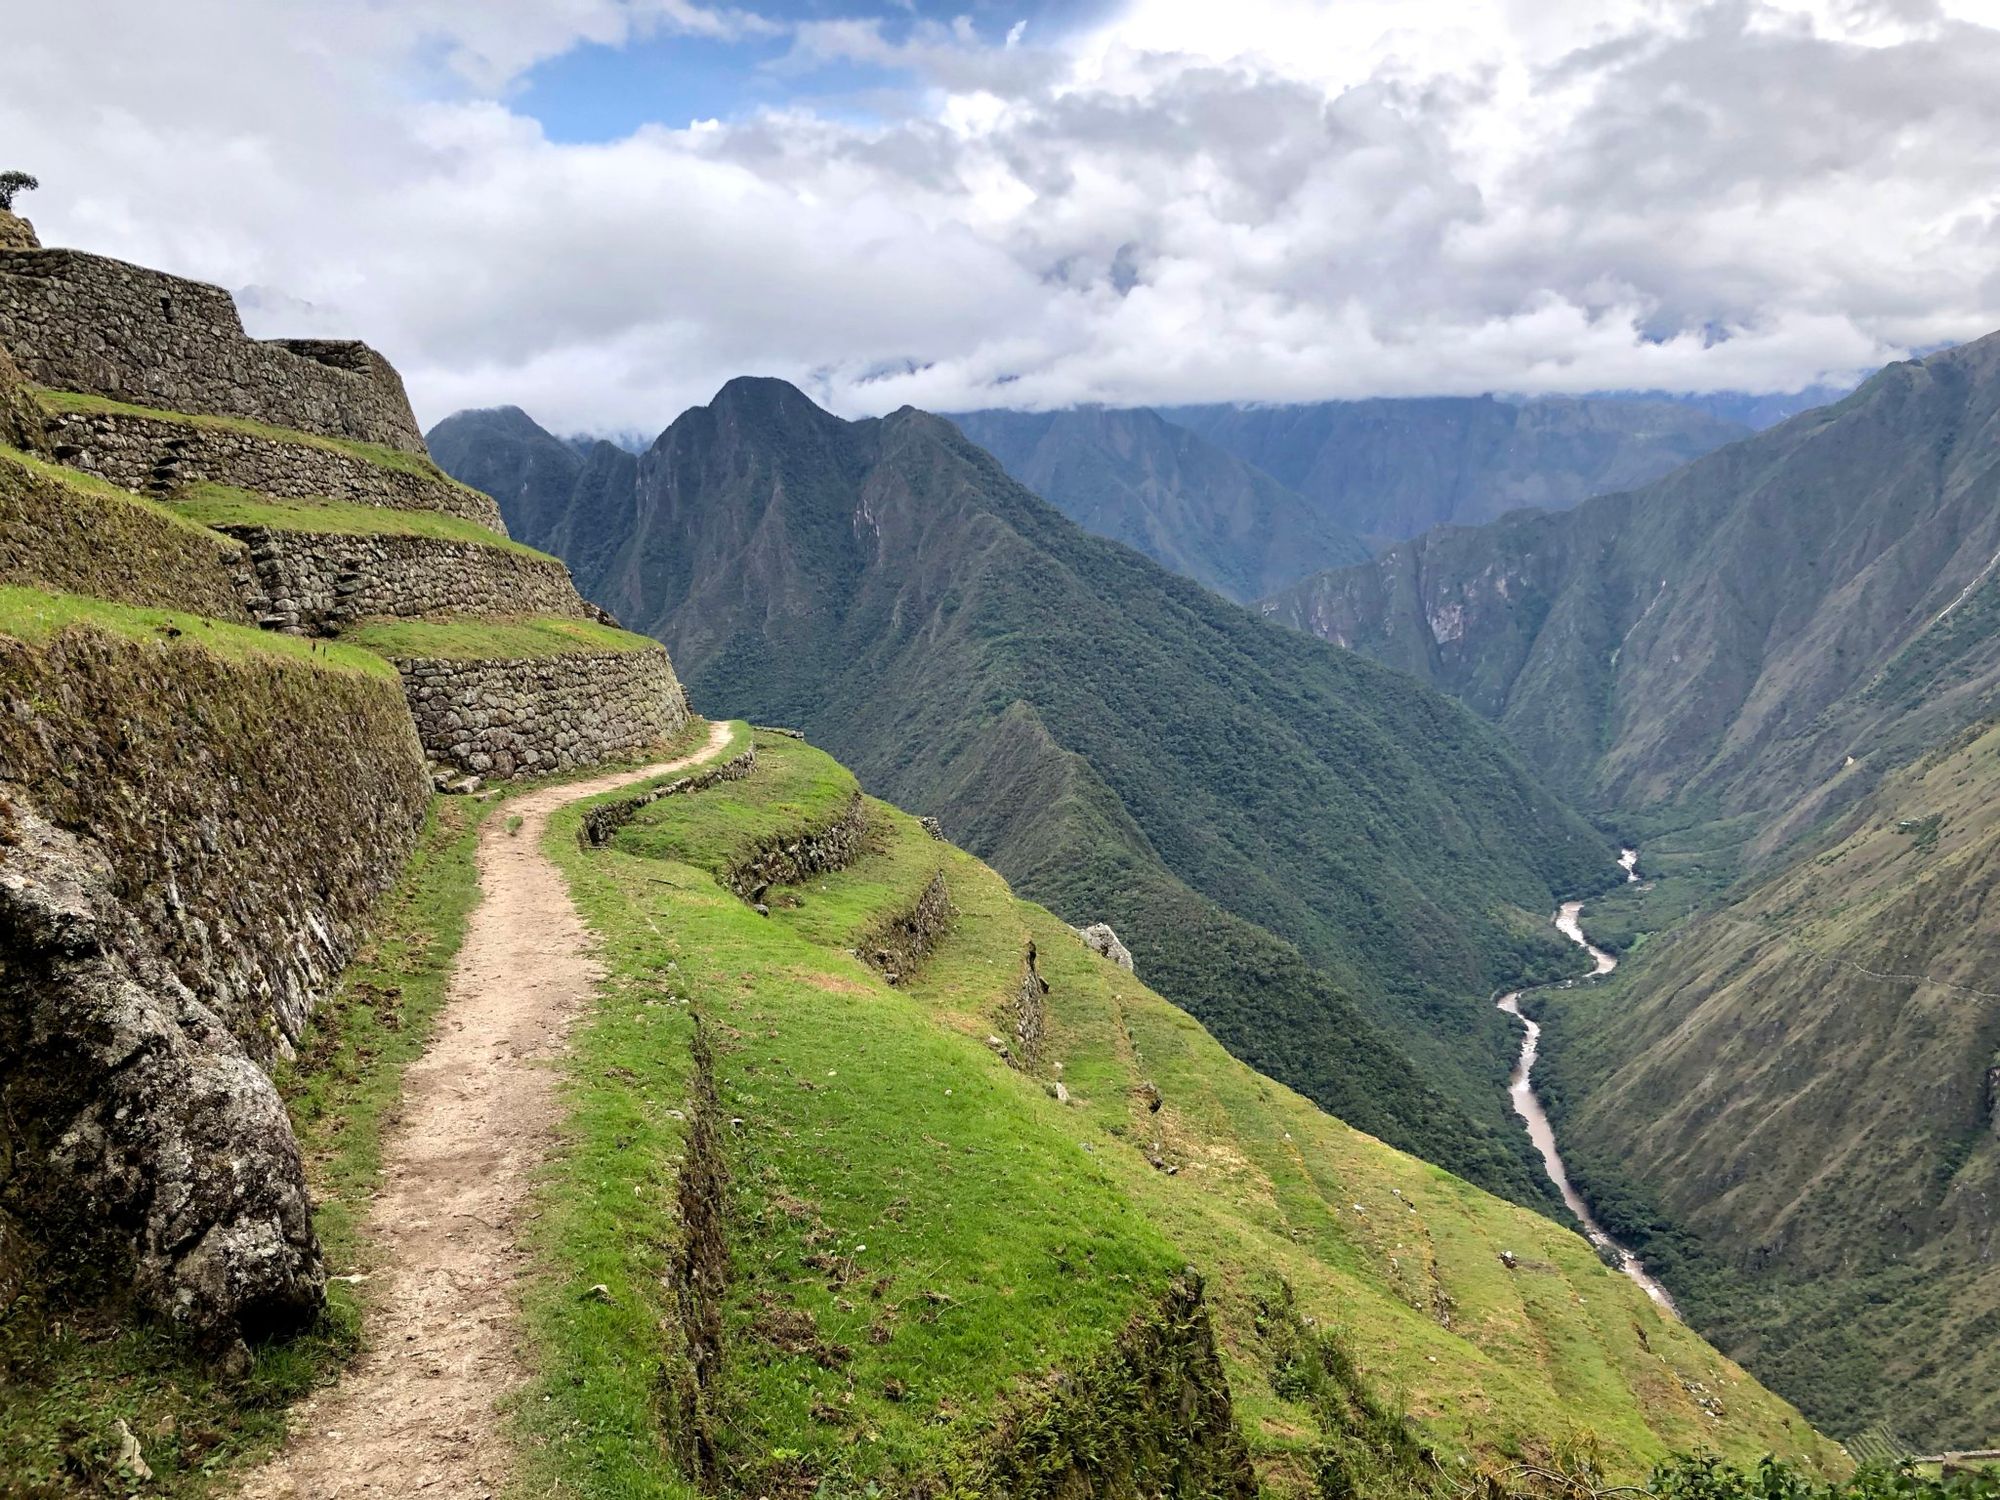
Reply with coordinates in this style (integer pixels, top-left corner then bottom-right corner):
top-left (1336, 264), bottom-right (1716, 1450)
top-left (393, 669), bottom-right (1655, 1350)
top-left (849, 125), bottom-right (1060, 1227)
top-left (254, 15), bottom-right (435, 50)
top-left (1533, 721), bottom-right (2000, 1448)
top-left (429, 382), bottom-right (1620, 1213)
top-left (526, 729), bottom-right (1838, 1496)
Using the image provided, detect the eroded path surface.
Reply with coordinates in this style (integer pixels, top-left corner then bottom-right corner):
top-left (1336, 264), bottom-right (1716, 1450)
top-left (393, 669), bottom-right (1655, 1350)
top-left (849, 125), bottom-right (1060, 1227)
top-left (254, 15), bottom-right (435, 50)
top-left (239, 722), bottom-right (731, 1500)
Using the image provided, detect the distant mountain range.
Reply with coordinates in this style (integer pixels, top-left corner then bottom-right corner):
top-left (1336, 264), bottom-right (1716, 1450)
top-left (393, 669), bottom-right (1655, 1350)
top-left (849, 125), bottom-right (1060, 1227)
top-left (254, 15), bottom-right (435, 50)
top-left (946, 407), bottom-right (1368, 602)
top-left (1167, 394), bottom-right (1751, 551)
top-left (1262, 336), bottom-right (2000, 1445)
top-left (429, 386), bottom-right (1618, 1211)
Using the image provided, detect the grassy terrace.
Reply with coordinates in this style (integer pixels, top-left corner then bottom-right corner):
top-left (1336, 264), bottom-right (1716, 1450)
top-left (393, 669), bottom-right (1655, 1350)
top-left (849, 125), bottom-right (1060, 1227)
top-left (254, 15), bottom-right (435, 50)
top-left (2, 442), bottom-right (236, 541)
top-left (34, 387), bottom-right (487, 498)
top-left (172, 484), bottom-right (555, 560)
top-left (341, 614), bottom-right (658, 661)
top-left (533, 732), bottom-right (1840, 1497)
top-left (0, 582), bottom-right (398, 679)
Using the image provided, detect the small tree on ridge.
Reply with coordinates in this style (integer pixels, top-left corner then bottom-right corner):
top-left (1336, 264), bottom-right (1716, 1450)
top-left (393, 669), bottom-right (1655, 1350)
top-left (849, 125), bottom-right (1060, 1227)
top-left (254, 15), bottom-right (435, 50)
top-left (0, 172), bottom-right (38, 212)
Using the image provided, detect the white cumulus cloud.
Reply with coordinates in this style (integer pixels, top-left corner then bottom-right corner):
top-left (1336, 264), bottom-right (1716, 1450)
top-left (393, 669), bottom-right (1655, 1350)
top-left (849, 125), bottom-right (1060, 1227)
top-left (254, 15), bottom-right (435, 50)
top-left (4, 0), bottom-right (1998, 435)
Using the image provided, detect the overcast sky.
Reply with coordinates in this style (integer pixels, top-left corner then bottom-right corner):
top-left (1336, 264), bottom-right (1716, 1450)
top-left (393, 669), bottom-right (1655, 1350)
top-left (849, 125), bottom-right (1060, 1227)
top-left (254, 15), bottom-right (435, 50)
top-left (7, 0), bottom-right (2000, 434)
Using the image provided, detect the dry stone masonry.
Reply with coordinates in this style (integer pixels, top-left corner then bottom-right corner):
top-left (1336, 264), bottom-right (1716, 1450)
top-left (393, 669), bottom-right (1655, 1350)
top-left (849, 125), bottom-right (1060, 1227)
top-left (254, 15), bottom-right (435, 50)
top-left (725, 791), bottom-right (871, 902)
top-left (580, 742), bottom-right (757, 847)
top-left (0, 248), bottom-right (426, 452)
top-left (43, 404), bottom-right (504, 527)
top-left (395, 645), bottom-right (692, 780)
top-left (862, 869), bottom-right (954, 985)
top-left (224, 526), bottom-right (588, 634)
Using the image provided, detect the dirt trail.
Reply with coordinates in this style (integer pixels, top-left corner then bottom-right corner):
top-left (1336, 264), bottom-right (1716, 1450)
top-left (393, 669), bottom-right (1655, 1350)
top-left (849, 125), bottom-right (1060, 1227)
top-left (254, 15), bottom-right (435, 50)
top-left (238, 721), bottom-right (731, 1500)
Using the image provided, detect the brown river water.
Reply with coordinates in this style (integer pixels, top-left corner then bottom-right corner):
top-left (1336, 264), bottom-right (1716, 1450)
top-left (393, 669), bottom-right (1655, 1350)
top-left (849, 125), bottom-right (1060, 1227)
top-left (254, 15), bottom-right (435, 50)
top-left (1496, 849), bottom-right (1679, 1315)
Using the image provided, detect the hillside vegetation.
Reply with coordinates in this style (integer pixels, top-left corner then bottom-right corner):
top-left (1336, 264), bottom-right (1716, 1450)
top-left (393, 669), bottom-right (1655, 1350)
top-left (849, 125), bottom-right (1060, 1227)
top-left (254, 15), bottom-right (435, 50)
top-left (1263, 335), bottom-right (2000, 825)
top-left (524, 728), bottom-right (1837, 1494)
top-left (1533, 720), bottom-right (2000, 1446)
top-left (1260, 332), bottom-right (2000, 1445)
top-left (430, 384), bottom-right (1621, 1210)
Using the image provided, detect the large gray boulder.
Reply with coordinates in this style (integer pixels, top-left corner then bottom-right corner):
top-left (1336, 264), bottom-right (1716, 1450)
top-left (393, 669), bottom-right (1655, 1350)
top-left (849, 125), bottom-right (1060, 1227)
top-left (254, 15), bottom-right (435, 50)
top-left (1075, 921), bottom-right (1134, 972)
top-left (0, 802), bottom-right (325, 1342)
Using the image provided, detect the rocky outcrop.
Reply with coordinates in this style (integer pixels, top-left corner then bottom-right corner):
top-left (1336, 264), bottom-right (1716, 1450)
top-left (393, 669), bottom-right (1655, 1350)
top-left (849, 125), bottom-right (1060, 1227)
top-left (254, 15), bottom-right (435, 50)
top-left (0, 248), bottom-right (425, 452)
top-left (221, 525), bottom-right (587, 634)
top-left (1076, 921), bottom-right (1134, 971)
top-left (44, 404), bottom-right (502, 527)
top-left (725, 792), bottom-right (869, 900)
top-left (0, 801), bottom-right (324, 1345)
top-left (1, 447), bottom-right (251, 619)
top-left (393, 644), bottom-right (692, 780)
top-left (861, 869), bottom-right (953, 985)
top-left (0, 211), bottom-right (35, 252)
top-left (579, 743), bottom-right (756, 848)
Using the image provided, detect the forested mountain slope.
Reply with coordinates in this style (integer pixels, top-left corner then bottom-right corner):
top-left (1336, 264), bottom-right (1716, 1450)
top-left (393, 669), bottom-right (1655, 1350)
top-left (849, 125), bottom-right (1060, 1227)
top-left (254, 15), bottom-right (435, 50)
top-left (1535, 721), bottom-right (2000, 1446)
top-left (1170, 394), bottom-right (1747, 550)
top-left (947, 405), bottom-right (1367, 601)
top-left (1264, 334), bottom-right (2000, 827)
top-left (1261, 332), bottom-right (2000, 1446)
top-left (430, 385), bottom-right (1618, 1209)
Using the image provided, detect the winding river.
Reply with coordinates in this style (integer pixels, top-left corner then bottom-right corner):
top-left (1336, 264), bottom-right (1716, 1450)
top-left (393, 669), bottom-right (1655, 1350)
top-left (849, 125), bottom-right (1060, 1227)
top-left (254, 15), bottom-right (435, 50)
top-left (1496, 848), bottom-right (1680, 1315)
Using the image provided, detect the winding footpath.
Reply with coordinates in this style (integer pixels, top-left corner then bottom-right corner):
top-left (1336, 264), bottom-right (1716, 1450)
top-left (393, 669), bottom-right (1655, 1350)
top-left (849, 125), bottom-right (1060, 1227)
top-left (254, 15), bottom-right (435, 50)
top-left (238, 722), bottom-right (732, 1500)
top-left (1496, 848), bottom-right (1680, 1315)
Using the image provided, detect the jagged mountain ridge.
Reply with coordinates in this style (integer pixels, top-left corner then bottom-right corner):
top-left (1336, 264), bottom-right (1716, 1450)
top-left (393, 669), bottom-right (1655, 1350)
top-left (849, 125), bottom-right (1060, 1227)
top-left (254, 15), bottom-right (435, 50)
top-left (1170, 393), bottom-right (1750, 550)
top-left (430, 383), bottom-right (1620, 1210)
top-left (946, 405), bottom-right (1369, 601)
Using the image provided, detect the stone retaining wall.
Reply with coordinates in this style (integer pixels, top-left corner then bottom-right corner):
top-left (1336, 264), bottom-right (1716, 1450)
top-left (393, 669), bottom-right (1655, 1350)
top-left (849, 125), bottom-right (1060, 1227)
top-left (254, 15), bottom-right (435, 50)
top-left (861, 869), bottom-right (954, 985)
top-left (222, 525), bottom-right (587, 634)
top-left (1014, 943), bottom-right (1050, 1063)
top-left (724, 792), bottom-right (870, 900)
top-left (394, 644), bottom-right (693, 779)
top-left (42, 405), bottom-right (502, 528)
top-left (0, 248), bottom-right (426, 452)
top-left (0, 622), bottom-right (430, 1342)
top-left (580, 743), bottom-right (757, 847)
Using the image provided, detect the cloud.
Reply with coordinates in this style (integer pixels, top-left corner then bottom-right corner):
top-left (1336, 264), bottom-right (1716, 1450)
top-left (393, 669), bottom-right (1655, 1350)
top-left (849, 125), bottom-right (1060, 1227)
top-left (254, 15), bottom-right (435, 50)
top-left (4, 0), bottom-right (1999, 435)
